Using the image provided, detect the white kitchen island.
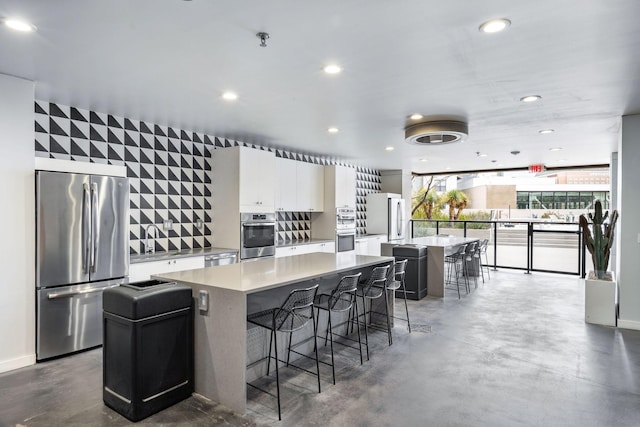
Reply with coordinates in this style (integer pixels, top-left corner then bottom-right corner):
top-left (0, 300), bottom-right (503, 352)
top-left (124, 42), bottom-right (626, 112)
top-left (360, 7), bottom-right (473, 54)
top-left (154, 252), bottom-right (394, 414)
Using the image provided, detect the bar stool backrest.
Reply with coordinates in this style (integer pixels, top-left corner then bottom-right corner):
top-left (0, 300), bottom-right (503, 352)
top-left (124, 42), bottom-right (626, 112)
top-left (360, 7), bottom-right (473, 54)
top-left (362, 265), bottom-right (390, 293)
top-left (465, 241), bottom-right (478, 259)
top-left (451, 244), bottom-right (467, 260)
top-left (394, 259), bottom-right (408, 281)
top-left (329, 273), bottom-right (361, 312)
top-left (274, 284), bottom-right (320, 333)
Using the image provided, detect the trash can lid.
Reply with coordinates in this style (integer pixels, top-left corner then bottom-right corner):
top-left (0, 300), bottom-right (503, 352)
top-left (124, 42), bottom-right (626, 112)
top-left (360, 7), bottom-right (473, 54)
top-left (103, 282), bottom-right (192, 320)
top-left (392, 244), bottom-right (427, 257)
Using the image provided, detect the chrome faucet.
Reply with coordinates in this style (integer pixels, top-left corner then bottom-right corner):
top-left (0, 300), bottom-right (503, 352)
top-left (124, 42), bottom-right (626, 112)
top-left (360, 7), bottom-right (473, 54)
top-left (144, 224), bottom-right (160, 254)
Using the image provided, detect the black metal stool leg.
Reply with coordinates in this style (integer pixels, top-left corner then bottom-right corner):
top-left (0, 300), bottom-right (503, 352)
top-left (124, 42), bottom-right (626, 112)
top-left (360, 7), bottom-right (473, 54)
top-left (401, 282), bottom-right (411, 333)
top-left (273, 329), bottom-right (281, 421)
top-left (312, 310), bottom-right (321, 393)
top-left (383, 287), bottom-right (392, 346)
top-left (327, 310), bottom-right (336, 385)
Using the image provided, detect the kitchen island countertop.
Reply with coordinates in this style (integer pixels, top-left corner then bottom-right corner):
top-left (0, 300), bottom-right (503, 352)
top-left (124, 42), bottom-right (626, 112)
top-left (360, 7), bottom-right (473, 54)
top-left (155, 252), bottom-right (393, 294)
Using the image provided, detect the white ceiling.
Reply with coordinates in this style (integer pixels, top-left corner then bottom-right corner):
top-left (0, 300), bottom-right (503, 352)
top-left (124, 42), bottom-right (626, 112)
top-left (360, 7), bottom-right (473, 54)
top-left (1, 0), bottom-right (639, 173)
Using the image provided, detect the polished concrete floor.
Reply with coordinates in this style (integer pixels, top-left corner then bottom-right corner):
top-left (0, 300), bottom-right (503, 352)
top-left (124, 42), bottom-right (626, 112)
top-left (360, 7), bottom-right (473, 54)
top-left (2, 269), bottom-right (640, 426)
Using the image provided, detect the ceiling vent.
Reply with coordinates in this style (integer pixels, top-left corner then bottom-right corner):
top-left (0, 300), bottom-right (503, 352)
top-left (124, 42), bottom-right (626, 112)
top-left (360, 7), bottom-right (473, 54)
top-left (405, 120), bottom-right (468, 145)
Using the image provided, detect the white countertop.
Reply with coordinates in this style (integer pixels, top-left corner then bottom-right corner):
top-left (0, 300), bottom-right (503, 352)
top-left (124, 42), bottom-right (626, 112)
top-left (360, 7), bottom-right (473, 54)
top-left (154, 252), bottom-right (394, 294)
top-left (382, 236), bottom-right (479, 248)
top-left (131, 247), bottom-right (237, 264)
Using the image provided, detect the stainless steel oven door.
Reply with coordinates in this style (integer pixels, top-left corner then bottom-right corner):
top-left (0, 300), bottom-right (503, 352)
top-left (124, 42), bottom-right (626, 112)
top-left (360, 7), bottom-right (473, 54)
top-left (240, 222), bottom-right (276, 259)
top-left (336, 231), bottom-right (356, 253)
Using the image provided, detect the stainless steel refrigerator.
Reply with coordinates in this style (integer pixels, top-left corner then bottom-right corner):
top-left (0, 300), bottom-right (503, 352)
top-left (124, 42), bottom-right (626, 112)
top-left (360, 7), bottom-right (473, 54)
top-left (36, 170), bottom-right (129, 360)
top-left (365, 193), bottom-right (406, 240)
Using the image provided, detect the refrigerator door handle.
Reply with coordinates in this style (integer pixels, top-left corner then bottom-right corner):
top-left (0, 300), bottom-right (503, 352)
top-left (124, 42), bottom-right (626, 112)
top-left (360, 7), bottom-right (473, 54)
top-left (90, 182), bottom-right (98, 272)
top-left (47, 284), bottom-right (119, 300)
top-left (82, 183), bottom-right (91, 274)
top-left (397, 202), bottom-right (402, 237)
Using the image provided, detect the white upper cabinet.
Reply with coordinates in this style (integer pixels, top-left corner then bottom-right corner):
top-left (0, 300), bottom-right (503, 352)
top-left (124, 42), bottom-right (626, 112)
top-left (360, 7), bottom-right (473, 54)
top-left (275, 158), bottom-right (297, 212)
top-left (333, 166), bottom-right (356, 209)
top-left (275, 158), bottom-right (324, 212)
top-left (213, 146), bottom-right (276, 213)
top-left (297, 162), bottom-right (324, 212)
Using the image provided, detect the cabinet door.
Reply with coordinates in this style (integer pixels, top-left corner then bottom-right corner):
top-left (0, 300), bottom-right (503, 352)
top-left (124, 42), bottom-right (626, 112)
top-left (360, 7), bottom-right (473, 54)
top-left (275, 158), bottom-right (297, 212)
top-left (295, 162), bottom-right (312, 211)
top-left (129, 256), bottom-right (204, 282)
top-left (334, 166), bottom-right (356, 209)
top-left (308, 163), bottom-right (324, 212)
top-left (368, 236), bottom-right (384, 256)
top-left (321, 242), bottom-right (335, 253)
top-left (240, 148), bottom-right (275, 212)
top-left (296, 162), bottom-right (325, 212)
top-left (355, 239), bottom-right (368, 255)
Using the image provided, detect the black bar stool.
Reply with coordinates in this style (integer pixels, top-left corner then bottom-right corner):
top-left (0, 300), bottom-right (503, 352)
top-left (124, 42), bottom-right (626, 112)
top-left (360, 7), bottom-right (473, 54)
top-left (246, 284), bottom-right (320, 421)
top-left (386, 259), bottom-right (411, 333)
top-left (351, 264), bottom-right (391, 358)
top-left (445, 244), bottom-right (467, 299)
top-left (314, 272), bottom-right (362, 385)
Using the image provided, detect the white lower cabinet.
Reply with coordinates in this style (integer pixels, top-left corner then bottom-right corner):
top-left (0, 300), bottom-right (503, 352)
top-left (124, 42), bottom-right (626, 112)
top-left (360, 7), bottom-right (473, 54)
top-left (355, 239), bottom-right (369, 255)
top-left (355, 235), bottom-right (388, 256)
top-left (367, 235), bottom-right (388, 256)
top-left (275, 241), bottom-right (335, 258)
top-left (128, 256), bottom-right (205, 282)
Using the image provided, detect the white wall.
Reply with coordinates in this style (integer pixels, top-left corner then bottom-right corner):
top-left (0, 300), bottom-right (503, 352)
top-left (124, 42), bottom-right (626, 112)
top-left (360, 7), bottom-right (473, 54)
top-left (617, 115), bottom-right (640, 330)
top-left (0, 74), bottom-right (35, 372)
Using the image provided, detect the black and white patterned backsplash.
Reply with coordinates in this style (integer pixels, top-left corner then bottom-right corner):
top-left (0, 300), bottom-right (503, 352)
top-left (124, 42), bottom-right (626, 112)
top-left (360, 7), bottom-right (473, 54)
top-left (34, 101), bottom-right (381, 253)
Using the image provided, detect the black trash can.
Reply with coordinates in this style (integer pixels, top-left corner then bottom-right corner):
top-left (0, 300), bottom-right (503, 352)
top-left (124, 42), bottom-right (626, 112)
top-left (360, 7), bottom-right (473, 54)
top-left (102, 280), bottom-right (194, 422)
top-left (392, 245), bottom-right (428, 300)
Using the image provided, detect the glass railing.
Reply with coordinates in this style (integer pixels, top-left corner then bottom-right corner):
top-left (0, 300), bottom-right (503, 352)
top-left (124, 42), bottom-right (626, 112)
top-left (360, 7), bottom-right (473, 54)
top-left (410, 219), bottom-right (584, 276)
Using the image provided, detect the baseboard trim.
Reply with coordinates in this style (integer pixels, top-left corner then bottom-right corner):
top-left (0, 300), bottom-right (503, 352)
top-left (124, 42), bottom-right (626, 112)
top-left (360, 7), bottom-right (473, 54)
top-left (0, 354), bottom-right (36, 374)
top-left (617, 319), bottom-right (640, 331)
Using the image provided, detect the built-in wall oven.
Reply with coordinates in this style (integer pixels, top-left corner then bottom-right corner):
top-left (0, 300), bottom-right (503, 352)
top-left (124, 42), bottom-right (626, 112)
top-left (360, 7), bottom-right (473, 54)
top-left (240, 213), bottom-right (276, 260)
top-left (336, 207), bottom-right (356, 253)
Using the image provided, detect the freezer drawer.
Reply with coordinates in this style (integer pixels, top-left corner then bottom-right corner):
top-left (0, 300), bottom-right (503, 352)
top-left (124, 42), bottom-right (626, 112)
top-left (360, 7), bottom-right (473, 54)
top-left (37, 280), bottom-right (122, 360)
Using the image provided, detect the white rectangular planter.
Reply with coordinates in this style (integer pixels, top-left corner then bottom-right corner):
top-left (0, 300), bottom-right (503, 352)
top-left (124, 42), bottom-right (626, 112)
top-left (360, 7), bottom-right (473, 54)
top-left (585, 271), bottom-right (617, 327)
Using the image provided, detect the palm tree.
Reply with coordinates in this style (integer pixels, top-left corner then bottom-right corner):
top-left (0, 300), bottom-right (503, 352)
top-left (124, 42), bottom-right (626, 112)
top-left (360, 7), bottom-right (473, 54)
top-left (423, 190), bottom-right (440, 219)
top-left (442, 189), bottom-right (468, 220)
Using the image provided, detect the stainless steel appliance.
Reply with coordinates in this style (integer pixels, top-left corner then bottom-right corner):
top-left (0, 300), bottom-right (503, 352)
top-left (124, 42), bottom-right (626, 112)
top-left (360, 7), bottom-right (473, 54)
top-left (36, 170), bottom-right (129, 360)
top-left (336, 207), bottom-right (356, 252)
top-left (240, 213), bottom-right (276, 260)
top-left (365, 193), bottom-right (406, 240)
top-left (205, 251), bottom-right (238, 266)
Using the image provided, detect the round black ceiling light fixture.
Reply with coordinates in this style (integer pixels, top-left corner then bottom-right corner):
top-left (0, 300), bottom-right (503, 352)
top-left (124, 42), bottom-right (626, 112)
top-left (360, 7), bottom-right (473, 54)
top-left (405, 120), bottom-right (469, 145)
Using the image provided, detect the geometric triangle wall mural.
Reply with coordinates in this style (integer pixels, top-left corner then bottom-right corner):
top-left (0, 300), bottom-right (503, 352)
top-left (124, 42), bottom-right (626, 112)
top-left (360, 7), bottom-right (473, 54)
top-left (34, 100), bottom-right (381, 253)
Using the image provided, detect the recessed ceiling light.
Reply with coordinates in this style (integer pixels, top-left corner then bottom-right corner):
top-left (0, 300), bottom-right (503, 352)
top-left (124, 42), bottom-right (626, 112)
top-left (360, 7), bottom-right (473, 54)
top-left (477, 153), bottom-right (488, 158)
top-left (479, 18), bottom-right (511, 34)
top-left (549, 147), bottom-right (563, 151)
top-left (498, 163), bottom-right (504, 167)
top-left (557, 159), bottom-right (567, 163)
top-left (323, 64), bottom-right (342, 75)
top-left (420, 158), bottom-right (427, 162)
top-left (327, 127), bottom-right (339, 133)
top-left (3, 18), bottom-right (36, 32)
top-left (410, 114), bottom-right (423, 120)
top-left (222, 91), bottom-right (238, 101)
top-left (539, 129), bottom-right (555, 134)
top-left (385, 146), bottom-right (394, 151)
top-left (520, 95), bottom-right (541, 103)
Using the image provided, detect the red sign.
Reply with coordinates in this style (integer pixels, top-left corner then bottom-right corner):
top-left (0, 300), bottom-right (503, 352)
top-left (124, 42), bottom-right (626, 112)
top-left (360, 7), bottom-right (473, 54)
top-left (529, 164), bottom-right (545, 173)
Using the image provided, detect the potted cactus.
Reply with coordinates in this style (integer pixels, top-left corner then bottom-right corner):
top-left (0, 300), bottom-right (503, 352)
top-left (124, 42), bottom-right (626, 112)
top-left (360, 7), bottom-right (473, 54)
top-left (579, 200), bottom-right (619, 326)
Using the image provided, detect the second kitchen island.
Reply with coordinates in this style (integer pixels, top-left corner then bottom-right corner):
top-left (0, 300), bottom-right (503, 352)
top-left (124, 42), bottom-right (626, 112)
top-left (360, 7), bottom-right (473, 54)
top-left (381, 236), bottom-right (479, 298)
top-left (154, 252), bottom-right (394, 414)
